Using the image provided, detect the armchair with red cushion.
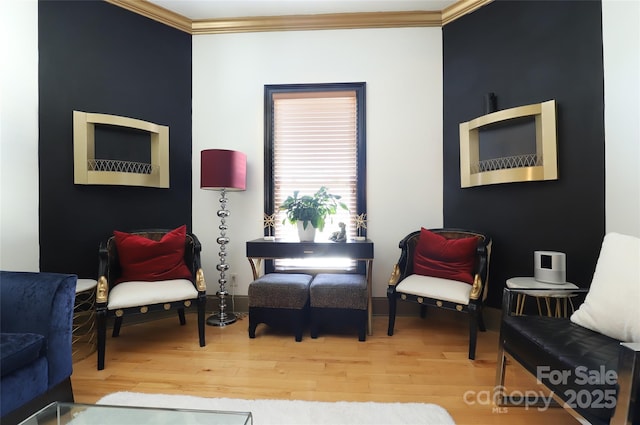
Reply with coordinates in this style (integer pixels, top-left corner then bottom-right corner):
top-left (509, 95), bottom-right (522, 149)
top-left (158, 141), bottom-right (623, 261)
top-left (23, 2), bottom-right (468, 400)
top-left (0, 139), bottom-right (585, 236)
top-left (387, 228), bottom-right (492, 359)
top-left (96, 226), bottom-right (207, 370)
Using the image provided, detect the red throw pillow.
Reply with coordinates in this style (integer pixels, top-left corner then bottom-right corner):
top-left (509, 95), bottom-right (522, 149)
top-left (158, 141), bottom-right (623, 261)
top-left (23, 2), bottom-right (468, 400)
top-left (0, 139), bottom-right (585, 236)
top-left (413, 228), bottom-right (477, 284)
top-left (114, 225), bottom-right (192, 284)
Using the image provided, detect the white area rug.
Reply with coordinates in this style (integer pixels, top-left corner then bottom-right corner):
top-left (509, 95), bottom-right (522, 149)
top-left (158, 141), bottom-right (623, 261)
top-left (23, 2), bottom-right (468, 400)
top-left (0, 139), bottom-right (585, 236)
top-left (97, 391), bottom-right (456, 425)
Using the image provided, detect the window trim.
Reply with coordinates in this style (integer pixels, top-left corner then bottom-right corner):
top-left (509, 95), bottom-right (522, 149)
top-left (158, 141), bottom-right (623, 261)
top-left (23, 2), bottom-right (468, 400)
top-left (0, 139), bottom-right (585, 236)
top-left (264, 82), bottom-right (367, 227)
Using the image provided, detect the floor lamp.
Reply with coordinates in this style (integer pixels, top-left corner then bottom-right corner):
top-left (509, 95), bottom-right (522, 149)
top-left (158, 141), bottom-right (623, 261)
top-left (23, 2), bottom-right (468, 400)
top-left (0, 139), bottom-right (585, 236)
top-left (200, 149), bottom-right (247, 326)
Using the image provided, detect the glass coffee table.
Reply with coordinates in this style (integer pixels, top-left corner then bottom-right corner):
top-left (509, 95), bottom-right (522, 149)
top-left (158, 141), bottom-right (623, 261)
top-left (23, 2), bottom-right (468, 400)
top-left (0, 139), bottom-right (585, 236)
top-left (19, 402), bottom-right (252, 425)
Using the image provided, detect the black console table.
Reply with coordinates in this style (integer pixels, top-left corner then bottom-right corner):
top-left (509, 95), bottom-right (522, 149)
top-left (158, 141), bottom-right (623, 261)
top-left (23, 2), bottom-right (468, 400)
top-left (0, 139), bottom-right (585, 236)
top-left (246, 238), bottom-right (374, 335)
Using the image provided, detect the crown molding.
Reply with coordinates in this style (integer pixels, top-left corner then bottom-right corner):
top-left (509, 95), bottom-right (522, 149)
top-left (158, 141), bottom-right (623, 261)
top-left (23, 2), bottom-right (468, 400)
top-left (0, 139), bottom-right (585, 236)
top-left (106, 0), bottom-right (491, 35)
top-left (441, 0), bottom-right (493, 25)
top-left (105, 0), bottom-right (192, 33)
top-left (192, 11), bottom-right (442, 35)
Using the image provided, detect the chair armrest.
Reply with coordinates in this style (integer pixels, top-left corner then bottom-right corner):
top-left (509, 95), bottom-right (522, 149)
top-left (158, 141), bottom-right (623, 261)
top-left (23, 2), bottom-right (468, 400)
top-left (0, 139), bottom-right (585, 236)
top-left (469, 236), bottom-right (491, 302)
top-left (387, 232), bottom-right (420, 289)
top-left (189, 232), bottom-right (202, 256)
top-left (184, 232), bottom-right (201, 275)
top-left (96, 239), bottom-right (111, 304)
top-left (388, 264), bottom-right (401, 287)
top-left (186, 232), bottom-right (207, 294)
top-left (469, 274), bottom-right (483, 300)
top-left (392, 231), bottom-right (421, 282)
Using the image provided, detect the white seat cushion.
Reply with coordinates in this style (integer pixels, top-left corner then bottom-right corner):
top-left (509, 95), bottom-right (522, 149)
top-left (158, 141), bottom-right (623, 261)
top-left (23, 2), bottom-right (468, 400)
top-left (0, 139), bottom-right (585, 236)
top-left (396, 274), bottom-right (471, 305)
top-left (107, 279), bottom-right (198, 310)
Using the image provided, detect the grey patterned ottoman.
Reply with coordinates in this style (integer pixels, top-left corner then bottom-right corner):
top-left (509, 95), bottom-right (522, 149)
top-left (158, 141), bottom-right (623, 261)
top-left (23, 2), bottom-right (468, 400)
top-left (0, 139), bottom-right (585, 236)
top-left (309, 273), bottom-right (368, 341)
top-left (248, 273), bottom-right (313, 341)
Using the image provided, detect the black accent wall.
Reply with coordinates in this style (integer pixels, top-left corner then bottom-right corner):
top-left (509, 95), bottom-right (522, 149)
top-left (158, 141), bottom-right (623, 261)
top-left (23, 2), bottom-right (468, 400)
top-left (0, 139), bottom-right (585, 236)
top-left (38, 1), bottom-right (192, 278)
top-left (443, 1), bottom-right (605, 308)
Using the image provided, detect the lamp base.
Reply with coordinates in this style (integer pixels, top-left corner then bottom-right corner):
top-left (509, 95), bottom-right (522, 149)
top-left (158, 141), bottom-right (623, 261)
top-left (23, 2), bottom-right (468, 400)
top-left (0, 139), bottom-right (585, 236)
top-left (206, 312), bottom-right (237, 327)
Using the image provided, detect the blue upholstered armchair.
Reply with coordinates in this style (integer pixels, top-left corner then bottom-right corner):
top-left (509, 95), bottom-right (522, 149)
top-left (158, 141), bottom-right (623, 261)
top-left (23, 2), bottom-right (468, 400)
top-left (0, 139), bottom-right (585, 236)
top-left (0, 271), bottom-right (76, 424)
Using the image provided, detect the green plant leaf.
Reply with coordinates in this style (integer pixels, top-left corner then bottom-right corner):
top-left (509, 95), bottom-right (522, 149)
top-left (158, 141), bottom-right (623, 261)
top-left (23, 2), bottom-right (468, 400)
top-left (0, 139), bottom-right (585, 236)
top-left (279, 186), bottom-right (349, 230)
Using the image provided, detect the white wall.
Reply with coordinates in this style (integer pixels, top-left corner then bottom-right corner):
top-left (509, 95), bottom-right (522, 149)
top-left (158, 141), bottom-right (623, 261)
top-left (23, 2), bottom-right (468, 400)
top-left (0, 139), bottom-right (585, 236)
top-left (603, 0), bottom-right (640, 237)
top-left (0, 0), bottom-right (40, 271)
top-left (192, 28), bottom-right (444, 297)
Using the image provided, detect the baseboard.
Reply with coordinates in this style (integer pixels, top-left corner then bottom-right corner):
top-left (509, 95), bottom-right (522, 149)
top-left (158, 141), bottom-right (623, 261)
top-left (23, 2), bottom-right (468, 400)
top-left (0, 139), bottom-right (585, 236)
top-left (208, 295), bottom-right (502, 332)
top-left (109, 296), bottom-right (501, 333)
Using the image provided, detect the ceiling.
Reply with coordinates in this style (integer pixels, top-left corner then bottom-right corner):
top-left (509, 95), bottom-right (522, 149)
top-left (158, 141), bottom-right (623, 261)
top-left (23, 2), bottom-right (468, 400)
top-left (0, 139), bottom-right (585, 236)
top-left (107, 0), bottom-right (489, 34)
top-left (145, 0), bottom-right (460, 20)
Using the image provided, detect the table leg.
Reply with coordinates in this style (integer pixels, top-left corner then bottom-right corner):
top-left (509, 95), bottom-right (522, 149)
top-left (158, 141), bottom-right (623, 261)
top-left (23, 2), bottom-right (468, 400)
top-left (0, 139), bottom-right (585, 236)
top-left (247, 258), bottom-right (263, 280)
top-left (535, 297), bottom-right (543, 316)
top-left (366, 259), bottom-right (373, 335)
top-left (521, 295), bottom-right (535, 315)
top-left (516, 294), bottom-right (526, 315)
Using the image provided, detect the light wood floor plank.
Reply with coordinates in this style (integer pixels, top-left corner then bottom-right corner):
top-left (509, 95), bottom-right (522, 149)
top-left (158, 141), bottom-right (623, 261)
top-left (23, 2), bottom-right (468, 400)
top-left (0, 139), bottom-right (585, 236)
top-left (71, 310), bottom-right (578, 424)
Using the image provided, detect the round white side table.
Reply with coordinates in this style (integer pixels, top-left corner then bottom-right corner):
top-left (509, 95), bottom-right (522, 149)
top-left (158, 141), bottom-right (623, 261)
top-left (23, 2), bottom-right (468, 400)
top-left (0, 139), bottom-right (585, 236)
top-left (72, 278), bottom-right (98, 362)
top-left (506, 277), bottom-right (579, 317)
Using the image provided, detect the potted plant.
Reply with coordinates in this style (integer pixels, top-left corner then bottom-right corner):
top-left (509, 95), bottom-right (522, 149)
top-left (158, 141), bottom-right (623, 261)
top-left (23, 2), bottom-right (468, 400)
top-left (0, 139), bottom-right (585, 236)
top-left (280, 186), bottom-right (348, 241)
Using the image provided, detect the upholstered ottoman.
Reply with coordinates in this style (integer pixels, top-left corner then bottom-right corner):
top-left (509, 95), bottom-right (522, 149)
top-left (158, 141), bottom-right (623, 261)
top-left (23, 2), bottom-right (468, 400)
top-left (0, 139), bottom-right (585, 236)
top-left (248, 273), bottom-right (313, 342)
top-left (310, 273), bottom-right (368, 341)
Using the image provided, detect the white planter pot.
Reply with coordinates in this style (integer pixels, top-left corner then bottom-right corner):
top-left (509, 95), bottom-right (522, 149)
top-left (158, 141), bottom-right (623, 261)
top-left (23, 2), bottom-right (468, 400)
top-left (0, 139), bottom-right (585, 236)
top-left (297, 221), bottom-right (316, 242)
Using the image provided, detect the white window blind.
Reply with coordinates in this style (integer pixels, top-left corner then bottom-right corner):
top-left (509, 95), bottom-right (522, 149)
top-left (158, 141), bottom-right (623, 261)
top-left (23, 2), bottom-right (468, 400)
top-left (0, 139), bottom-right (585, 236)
top-left (273, 90), bottom-right (358, 245)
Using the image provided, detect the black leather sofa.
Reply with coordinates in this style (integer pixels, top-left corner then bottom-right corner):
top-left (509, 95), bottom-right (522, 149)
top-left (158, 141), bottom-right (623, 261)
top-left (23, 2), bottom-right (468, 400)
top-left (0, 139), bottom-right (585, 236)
top-left (496, 287), bottom-right (639, 425)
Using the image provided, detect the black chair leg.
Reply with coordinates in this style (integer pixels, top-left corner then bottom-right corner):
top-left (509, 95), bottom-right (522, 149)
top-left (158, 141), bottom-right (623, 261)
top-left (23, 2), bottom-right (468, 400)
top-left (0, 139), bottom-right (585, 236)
top-left (112, 316), bottom-right (123, 337)
top-left (197, 298), bottom-right (206, 347)
top-left (420, 305), bottom-right (428, 319)
top-left (177, 307), bottom-right (186, 325)
top-left (468, 313), bottom-right (478, 360)
top-left (477, 308), bottom-right (486, 332)
top-left (97, 310), bottom-right (107, 370)
top-left (387, 295), bottom-right (397, 336)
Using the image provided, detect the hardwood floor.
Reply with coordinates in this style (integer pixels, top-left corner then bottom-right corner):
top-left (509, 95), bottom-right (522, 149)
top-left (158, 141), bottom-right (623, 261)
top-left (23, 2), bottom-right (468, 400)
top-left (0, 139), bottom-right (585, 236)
top-left (71, 310), bottom-right (579, 425)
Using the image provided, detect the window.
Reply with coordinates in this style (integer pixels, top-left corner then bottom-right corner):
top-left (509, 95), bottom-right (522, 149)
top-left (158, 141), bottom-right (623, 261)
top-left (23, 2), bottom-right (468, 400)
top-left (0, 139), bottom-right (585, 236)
top-left (264, 83), bottom-right (366, 271)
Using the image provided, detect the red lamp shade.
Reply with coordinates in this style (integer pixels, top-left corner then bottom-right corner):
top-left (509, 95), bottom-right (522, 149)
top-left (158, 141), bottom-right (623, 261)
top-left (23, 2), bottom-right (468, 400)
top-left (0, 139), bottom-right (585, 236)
top-left (200, 149), bottom-right (246, 191)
